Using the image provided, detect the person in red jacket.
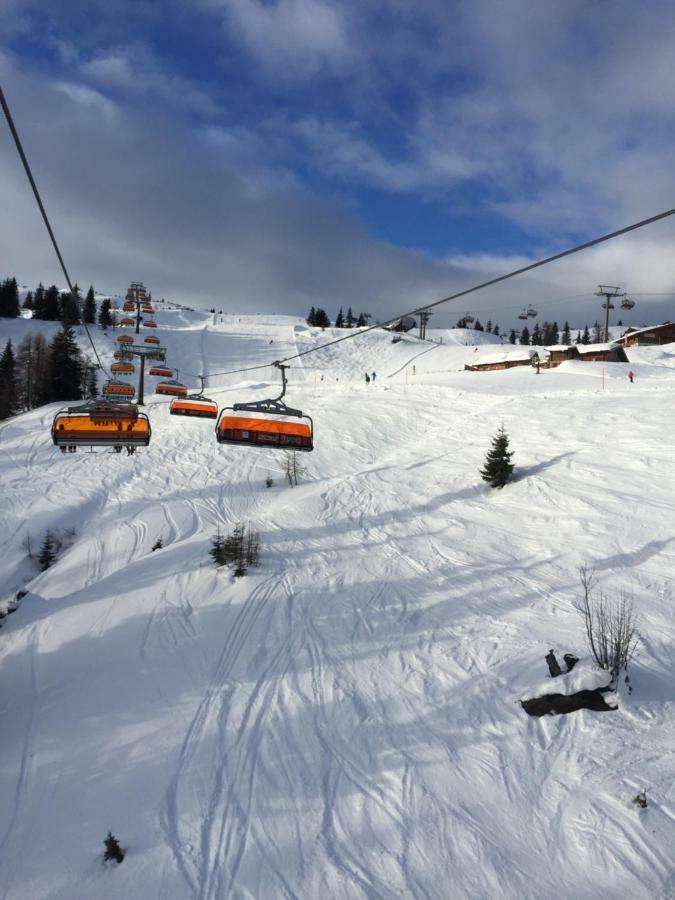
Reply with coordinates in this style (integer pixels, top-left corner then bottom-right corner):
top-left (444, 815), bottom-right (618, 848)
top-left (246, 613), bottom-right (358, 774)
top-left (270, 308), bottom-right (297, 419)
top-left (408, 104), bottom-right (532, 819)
top-left (628, 370), bottom-right (634, 383)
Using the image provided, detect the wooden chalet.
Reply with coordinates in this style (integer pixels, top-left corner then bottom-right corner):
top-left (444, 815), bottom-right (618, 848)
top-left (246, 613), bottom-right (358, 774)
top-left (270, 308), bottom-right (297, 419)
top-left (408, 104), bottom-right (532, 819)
top-left (543, 342), bottom-right (628, 367)
top-left (617, 322), bottom-right (675, 346)
top-left (576, 342), bottom-right (628, 363)
top-left (465, 349), bottom-right (539, 372)
top-left (544, 345), bottom-right (577, 367)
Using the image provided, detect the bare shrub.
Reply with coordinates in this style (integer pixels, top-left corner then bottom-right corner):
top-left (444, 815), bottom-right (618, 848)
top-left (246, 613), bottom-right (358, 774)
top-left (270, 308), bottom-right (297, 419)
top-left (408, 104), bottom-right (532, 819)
top-left (577, 565), bottom-right (640, 679)
top-left (284, 450), bottom-right (306, 487)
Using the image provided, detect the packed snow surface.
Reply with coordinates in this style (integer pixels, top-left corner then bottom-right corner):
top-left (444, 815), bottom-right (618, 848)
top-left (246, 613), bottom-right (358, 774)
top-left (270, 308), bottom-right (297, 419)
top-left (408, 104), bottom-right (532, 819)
top-left (1, 310), bottom-right (675, 899)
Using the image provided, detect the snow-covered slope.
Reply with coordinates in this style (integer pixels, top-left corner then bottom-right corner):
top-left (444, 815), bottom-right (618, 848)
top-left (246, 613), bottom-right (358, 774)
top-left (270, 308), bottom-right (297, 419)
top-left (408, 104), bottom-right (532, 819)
top-left (1, 309), bottom-right (674, 899)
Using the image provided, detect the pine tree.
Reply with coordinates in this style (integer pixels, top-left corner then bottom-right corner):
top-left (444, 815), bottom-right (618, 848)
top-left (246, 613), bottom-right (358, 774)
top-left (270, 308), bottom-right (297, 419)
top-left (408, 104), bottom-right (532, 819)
top-left (15, 332), bottom-right (49, 409)
top-left (22, 290), bottom-right (34, 311)
top-left (480, 426), bottom-right (515, 489)
top-left (43, 285), bottom-right (61, 321)
top-left (550, 321), bottom-right (559, 345)
top-left (38, 530), bottom-right (56, 570)
top-left (83, 286), bottom-right (97, 324)
top-left (346, 307), bottom-right (354, 328)
top-left (314, 308), bottom-right (330, 328)
top-left (209, 531), bottom-right (226, 566)
top-left (519, 326), bottom-right (530, 345)
top-left (356, 313), bottom-right (366, 327)
top-left (575, 330), bottom-right (582, 344)
top-left (0, 339), bottom-right (18, 420)
top-left (493, 324), bottom-right (500, 336)
top-left (32, 283), bottom-right (45, 319)
top-left (103, 832), bottom-right (125, 864)
top-left (60, 286), bottom-right (81, 325)
top-left (45, 326), bottom-right (83, 402)
top-left (562, 321), bottom-right (571, 344)
top-left (592, 321), bottom-right (603, 343)
top-left (307, 306), bottom-right (316, 326)
top-left (85, 365), bottom-right (98, 399)
top-left (98, 298), bottom-right (113, 328)
top-left (485, 320), bottom-right (492, 333)
top-left (0, 278), bottom-right (20, 317)
top-left (474, 319), bottom-right (484, 331)
top-left (335, 307), bottom-right (344, 328)
top-left (531, 323), bottom-right (542, 345)
top-left (581, 325), bottom-right (590, 345)
top-left (508, 329), bottom-right (517, 344)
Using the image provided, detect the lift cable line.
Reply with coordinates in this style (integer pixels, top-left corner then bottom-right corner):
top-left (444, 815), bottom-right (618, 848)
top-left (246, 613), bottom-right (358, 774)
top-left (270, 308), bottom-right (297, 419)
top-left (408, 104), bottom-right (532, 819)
top-left (276, 208), bottom-right (675, 367)
top-left (0, 85), bottom-right (107, 375)
top-left (186, 206), bottom-right (675, 386)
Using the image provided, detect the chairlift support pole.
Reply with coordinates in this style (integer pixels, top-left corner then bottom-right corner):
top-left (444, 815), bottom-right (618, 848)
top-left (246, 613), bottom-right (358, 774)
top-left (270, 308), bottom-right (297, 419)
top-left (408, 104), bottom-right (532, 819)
top-left (418, 309), bottom-right (432, 341)
top-left (595, 284), bottom-right (623, 342)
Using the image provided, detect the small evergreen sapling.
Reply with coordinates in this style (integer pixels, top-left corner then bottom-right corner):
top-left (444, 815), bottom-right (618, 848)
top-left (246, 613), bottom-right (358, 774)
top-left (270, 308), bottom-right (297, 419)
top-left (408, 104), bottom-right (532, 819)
top-left (38, 530), bottom-right (57, 570)
top-left (480, 426), bottom-right (515, 489)
top-left (210, 531), bottom-right (226, 566)
top-left (103, 831), bottom-right (125, 864)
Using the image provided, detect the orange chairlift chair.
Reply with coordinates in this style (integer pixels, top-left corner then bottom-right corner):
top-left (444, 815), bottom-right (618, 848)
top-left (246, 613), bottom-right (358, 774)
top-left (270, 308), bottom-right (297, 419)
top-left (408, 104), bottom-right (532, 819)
top-left (215, 362), bottom-right (313, 451)
top-left (52, 401), bottom-right (151, 454)
top-left (169, 376), bottom-right (218, 419)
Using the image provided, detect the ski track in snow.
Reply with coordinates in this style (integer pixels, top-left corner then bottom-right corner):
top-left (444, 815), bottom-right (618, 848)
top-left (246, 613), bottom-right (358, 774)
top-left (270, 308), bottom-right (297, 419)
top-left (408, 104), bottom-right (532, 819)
top-left (1, 313), bottom-right (674, 899)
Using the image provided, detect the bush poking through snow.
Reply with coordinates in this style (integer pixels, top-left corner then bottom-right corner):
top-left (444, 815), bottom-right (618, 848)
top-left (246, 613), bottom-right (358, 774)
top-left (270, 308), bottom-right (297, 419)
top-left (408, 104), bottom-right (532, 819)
top-left (480, 425), bottom-right (514, 489)
top-left (577, 565), bottom-right (640, 679)
top-left (103, 832), bottom-right (124, 864)
top-left (38, 530), bottom-right (56, 571)
top-left (151, 538), bottom-right (164, 551)
top-left (284, 451), bottom-right (306, 487)
top-left (632, 790), bottom-right (648, 809)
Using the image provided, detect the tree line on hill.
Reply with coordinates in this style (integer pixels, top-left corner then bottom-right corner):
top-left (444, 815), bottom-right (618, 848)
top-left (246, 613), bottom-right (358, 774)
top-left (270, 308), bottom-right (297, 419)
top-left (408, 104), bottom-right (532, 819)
top-left (306, 304), bottom-right (614, 348)
top-left (457, 316), bottom-right (617, 347)
top-left (507, 320), bottom-right (616, 346)
top-left (306, 306), bottom-right (370, 328)
top-left (1, 276), bottom-right (110, 326)
top-left (0, 327), bottom-right (97, 421)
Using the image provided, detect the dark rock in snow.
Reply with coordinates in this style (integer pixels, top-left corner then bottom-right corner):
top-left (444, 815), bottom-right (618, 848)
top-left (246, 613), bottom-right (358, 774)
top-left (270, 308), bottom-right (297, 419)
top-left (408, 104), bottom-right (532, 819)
top-left (521, 687), bottom-right (616, 717)
top-left (545, 650), bottom-right (562, 677)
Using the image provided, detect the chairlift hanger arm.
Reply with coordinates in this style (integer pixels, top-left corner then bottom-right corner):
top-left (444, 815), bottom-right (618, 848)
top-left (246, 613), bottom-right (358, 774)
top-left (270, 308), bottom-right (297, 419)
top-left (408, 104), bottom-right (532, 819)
top-left (232, 399), bottom-right (304, 417)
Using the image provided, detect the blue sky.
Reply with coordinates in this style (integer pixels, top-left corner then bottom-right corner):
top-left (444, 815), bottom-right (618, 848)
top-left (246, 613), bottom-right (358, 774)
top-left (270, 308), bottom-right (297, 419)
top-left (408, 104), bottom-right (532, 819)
top-left (2, 1), bottom-right (675, 327)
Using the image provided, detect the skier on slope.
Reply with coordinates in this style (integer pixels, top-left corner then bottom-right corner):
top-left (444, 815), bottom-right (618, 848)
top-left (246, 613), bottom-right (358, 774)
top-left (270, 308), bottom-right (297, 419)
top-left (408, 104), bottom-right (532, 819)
top-left (628, 370), bottom-right (634, 383)
top-left (365, 373), bottom-right (371, 385)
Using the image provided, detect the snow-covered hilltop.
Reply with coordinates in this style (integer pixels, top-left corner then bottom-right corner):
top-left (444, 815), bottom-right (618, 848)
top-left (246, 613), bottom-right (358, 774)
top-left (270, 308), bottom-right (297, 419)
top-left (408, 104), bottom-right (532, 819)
top-left (1, 308), bottom-right (674, 899)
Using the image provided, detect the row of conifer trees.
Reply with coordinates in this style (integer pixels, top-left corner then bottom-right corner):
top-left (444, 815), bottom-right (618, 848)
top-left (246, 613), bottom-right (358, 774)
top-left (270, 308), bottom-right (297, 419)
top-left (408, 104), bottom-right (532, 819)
top-left (306, 306), bottom-right (370, 328)
top-left (0, 327), bottom-right (97, 421)
top-left (0, 277), bottom-right (101, 324)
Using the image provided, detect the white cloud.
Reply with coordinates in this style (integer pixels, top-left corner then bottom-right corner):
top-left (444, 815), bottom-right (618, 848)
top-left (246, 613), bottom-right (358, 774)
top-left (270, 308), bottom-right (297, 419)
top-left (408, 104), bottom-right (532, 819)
top-left (208, 0), bottom-right (355, 77)
top-left (79, 47), bottom-right (221, 116)
top-left (53, 82), bottom-right (118, 117)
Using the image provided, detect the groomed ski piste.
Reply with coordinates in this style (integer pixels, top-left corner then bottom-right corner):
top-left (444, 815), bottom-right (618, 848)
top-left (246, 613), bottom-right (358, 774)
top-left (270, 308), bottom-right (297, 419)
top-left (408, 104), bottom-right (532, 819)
top-left (1, 306), bottom-right (674, 899)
